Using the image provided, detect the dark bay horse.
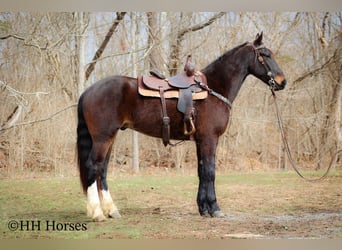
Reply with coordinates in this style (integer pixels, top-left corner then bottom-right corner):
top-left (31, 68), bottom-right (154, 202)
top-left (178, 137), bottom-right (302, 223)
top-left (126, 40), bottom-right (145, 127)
top-left (77, 33), bottom-right (287, 221)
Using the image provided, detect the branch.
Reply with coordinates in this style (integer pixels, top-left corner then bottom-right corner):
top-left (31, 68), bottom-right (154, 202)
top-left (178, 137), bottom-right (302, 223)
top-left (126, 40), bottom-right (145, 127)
top-left (320, 12), bottom-right (330, 48)
top-left (84, 46), bottom-right (148, 66)
top-left (1, 105), bottom-right (22, 130)
top-left (177, 12), bottom-right (226, 39)
top-left (85, 12), bottom-right (126, 81)
top-left (168, 12), bottom-right (226, 75)
top-left (0, 33), bottom-right (48, 50)
top-left (0, 34), bottom-right (25, 41)
top-left (293, 50), bottom-right (338, 84)
top-left (0, 104), bottom-right (77, 132)
top-left (0, 80), bottom-right (49, 96)
top-left (0, 80), bottom-right (49, 110)
top-left (0, 80), bottom-right (76, 132)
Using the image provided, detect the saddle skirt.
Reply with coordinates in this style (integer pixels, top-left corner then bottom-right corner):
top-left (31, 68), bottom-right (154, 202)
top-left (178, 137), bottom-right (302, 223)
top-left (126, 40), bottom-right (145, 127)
top-left (138, 71), bottom-right (208, 100)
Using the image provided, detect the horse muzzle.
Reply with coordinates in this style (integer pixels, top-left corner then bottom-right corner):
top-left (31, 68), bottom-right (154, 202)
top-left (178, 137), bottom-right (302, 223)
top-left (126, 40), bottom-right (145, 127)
top-left (273, 75), bottom-right (287, 91)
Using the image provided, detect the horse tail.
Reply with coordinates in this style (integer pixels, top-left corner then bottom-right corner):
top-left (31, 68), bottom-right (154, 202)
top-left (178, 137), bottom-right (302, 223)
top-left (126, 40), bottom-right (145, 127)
top-left (76, 95), bottom-right (92, 194)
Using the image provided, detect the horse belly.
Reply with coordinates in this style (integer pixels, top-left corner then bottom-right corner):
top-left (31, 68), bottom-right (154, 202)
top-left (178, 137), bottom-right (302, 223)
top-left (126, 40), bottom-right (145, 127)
top-left (128, 96), bottom-right (188, 141)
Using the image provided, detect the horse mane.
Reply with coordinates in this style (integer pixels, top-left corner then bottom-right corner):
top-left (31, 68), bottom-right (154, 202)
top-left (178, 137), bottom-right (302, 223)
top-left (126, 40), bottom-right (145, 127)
top-left (202, 42), bottom-right (249, 73)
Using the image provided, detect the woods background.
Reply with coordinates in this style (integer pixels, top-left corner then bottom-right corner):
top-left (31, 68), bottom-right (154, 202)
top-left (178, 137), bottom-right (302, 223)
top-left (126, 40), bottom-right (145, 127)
top-left (0, 12), bottom-right (341, 178)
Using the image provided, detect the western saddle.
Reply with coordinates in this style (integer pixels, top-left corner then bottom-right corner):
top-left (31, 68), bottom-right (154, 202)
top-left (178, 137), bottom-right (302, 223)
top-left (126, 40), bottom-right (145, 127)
top-left (138, 55), bottom-right (208, 146)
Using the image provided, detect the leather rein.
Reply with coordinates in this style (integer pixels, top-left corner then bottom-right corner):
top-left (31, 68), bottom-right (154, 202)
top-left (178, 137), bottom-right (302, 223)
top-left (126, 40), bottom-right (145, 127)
top-left (270, 86), bottom-right (341, 182)
top-left (250, 43), bottom-right (340, 181)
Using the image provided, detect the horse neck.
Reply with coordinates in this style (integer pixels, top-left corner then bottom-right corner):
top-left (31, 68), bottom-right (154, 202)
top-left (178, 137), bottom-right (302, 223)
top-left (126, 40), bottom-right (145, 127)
top-left (202, 45), bottom-right (252, 103)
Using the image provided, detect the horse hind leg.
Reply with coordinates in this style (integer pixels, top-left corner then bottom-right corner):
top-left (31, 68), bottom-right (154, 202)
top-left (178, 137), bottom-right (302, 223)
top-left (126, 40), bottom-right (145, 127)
top-left (86, 141), bottom-right (115, 222)
top-left (99, 145), bottom-right (121, 219)
top-left (87, 178), bottom-right (106, 222)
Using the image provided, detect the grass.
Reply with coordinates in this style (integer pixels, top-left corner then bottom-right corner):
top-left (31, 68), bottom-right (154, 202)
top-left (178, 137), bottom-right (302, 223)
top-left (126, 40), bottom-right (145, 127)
top-left (1, 170), bottom-right (341, 239)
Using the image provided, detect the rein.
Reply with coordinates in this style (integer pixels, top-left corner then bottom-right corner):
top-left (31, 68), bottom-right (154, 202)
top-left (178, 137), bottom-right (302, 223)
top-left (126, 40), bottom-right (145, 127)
top-left (251, 41), bottom-right (340, 181)
top-left (270, 82), bottom-right (341, 182)
top-left (195, 72), bottom-right (232, 109)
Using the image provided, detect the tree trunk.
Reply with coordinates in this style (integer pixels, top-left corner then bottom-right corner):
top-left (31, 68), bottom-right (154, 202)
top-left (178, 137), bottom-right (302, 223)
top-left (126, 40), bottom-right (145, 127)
top-left (131, 13), bottom-right (139, 174)
top-left (74, 12), bottom-right (87, 96)
top-left (147, 12), bottom-right (164, 71)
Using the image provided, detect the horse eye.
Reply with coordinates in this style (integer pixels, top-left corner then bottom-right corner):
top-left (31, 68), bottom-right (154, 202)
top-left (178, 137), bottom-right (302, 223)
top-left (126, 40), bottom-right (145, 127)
top-left (260, 51), bottom-right (271, 57)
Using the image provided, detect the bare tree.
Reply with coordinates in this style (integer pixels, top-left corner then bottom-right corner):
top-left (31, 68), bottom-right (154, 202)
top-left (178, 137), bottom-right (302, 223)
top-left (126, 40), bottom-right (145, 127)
top-left (73, 12), bottom-right (89, 96)
top-left (85, 12), bottom-right (126, 81)
top-left (168, 12), bottom-right (226, 75)
top-left (131, 13), bottom-right (140, 174)
top-left (147, 12), bottom-right (164, 70)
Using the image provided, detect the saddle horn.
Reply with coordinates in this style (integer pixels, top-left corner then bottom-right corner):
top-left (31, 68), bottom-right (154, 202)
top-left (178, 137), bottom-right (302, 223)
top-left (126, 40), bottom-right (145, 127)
top-left (184, 55), bottom-right (195, 77)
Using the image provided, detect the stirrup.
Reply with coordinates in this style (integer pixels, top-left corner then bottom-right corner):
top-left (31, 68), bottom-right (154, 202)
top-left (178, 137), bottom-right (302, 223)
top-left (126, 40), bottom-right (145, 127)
top-left (183, 117), bottom-right (196, 136)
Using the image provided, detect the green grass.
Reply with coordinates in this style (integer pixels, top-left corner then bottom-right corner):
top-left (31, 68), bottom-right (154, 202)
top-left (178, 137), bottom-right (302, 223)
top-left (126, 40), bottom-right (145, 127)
top-left (0, 175), bottom-right (196, 239)
top-left (1, 170), bottom-right (341, 239)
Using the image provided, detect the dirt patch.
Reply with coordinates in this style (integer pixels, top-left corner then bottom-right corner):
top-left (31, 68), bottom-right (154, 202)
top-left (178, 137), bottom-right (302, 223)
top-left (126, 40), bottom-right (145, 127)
top-left (118, 208), bottom-right (342, 239)
top-left (222, 212), bottom-right (342, 239)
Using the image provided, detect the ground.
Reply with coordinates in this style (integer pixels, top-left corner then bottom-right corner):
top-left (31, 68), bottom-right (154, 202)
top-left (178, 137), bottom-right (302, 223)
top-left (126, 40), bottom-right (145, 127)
top-left (0, 170), bottom-right (341, 239)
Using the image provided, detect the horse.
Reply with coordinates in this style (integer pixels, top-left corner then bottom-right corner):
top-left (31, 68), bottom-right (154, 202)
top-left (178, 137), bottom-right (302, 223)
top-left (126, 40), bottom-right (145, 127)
top-left (77, 32), bottom-right (287, 221)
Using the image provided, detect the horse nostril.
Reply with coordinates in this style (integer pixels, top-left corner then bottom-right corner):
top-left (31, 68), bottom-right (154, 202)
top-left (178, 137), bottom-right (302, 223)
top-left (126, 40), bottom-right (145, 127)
top-left (274, 75), bottom-right (286, 86)
top-left (275, 79), bottom-right (287, 91)
top-left (282, 79), bottom-right (287, 87)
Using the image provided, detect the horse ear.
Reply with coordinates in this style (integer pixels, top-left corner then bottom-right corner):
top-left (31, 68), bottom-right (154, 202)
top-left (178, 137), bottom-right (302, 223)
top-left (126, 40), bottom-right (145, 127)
top-left (253, 32), bottom-right (263, 46)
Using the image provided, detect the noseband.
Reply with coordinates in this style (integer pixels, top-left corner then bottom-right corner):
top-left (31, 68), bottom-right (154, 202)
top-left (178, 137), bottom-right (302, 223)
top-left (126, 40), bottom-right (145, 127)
top-left (248, 43), bottom-right (277, 90)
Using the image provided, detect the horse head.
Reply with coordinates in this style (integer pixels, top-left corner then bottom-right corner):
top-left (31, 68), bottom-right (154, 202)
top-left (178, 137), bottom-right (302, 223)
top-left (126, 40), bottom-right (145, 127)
top-left (248, 32), bottom-right (287, 91)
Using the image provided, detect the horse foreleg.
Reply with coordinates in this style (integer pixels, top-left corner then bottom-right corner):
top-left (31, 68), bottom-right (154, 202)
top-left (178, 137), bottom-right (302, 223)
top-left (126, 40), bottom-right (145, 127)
top-left (99, 145), bottom-right (121, 218)
top-left (196, 138), bottom-right (224, 217)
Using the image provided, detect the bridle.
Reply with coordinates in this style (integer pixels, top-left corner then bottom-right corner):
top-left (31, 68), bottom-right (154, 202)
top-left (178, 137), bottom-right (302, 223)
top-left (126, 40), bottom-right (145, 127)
top-left (248, 42), bottom-right (278, 91)
top-left (249, 42), bottom-right (339, 181)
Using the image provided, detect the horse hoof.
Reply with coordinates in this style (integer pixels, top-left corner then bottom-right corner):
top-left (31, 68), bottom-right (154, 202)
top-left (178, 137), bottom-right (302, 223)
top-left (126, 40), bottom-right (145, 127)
top-left (93, 214), bottom-right (107, 222)
top-left (200, 211), bottom-right (210, 217)
top-left (109, 210), bottom-right (122, 218)
top-left (211, 210), bottom-right (225, 218)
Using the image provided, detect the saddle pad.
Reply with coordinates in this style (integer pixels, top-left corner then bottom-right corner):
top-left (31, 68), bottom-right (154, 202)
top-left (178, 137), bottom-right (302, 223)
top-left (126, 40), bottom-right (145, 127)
top-left (138, 76), bottom-right (208, 100)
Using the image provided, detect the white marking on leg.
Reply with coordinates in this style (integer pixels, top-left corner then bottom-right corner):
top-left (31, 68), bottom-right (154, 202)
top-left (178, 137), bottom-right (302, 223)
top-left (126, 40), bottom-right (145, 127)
top-left (87, 181), bottom-right (106, 221)
top-left (101, 189), bottom-right (121, 218)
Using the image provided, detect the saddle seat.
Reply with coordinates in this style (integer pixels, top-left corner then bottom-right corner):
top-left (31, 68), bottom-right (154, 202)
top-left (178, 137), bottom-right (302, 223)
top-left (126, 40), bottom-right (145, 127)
top-left (168, 73), bottom-right (197, 89)
top-left (137, 56), bottom-right (208, 146)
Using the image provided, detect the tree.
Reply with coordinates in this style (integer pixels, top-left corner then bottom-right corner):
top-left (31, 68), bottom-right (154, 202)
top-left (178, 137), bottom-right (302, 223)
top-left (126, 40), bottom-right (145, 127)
top-left (147, 12), bottom-right (164, 70)
top-left (73, 12), bottom-right (89, 96)
top-left (167, 12), bottom-right (226, 75)
top-left (85, 12), bottom-right (126, 82)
